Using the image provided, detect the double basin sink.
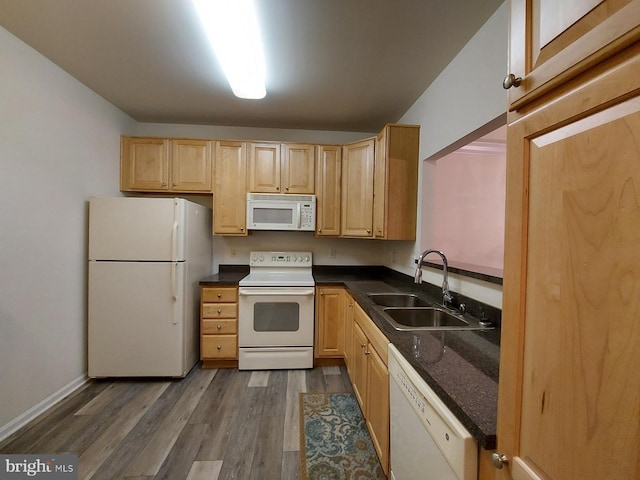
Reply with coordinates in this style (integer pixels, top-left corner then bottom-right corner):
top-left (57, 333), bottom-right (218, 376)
top-left (368, 293), bottom-right (490, 331)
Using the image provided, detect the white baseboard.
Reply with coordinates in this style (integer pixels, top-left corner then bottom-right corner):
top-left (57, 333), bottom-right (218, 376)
top-left (0, 373), bottom-right (89, 443)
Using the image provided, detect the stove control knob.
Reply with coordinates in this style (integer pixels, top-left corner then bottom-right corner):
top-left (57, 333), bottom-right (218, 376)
top-left (258, 254), bottom-right (264, 262)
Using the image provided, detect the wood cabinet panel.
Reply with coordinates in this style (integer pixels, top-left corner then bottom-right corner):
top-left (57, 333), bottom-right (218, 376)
top-left (373, 124), bottom-right (419, 240)
top-left (171, 139), bottom-right (212, 192)
top-left (201, 335), bottom-right (238, 358)
top-left (201, 287), bottom-right (238, 303)
top-left (282, 143), bottom-right (315, 194)
top-left (213, 141), bottom-right (247, 235)
top-left (315, 145), bottom-right (342, 236)
top-left (351, 321), bottom-right (368, 410)
top-left (120, 137), bottom-right (169, 191)
top-left (341, 139), bottom-right (375, 237)
top-left (498, 46), bottom-right (640, 480)
top-left (202, 319), bottom-right (237, 335)
top-left (315, 287), bottom-right (346, 358)
top-left (507, 0), bottom-right (640, 110)
top-left (202, 303), bottom-right (237, 319)
top-left (248, 142), bottom-right (281, 193)
top-left (366, 345), bottom-right (389, 476)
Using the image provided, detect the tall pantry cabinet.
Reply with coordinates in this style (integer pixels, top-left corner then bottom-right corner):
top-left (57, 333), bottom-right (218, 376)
top-left (495, 2), bottom-right (640, 480)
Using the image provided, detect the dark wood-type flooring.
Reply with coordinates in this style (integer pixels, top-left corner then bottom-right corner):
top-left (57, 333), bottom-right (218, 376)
top-left (0, 364), bottom-right (355, 480)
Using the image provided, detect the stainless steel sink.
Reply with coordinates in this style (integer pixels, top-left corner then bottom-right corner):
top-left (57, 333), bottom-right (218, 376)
top-left (383, 307), bottom-right (480, 331)
top-left (367, 293), bottom-right (431, 308)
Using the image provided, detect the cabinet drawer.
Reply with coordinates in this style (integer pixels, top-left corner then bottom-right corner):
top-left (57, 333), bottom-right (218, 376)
top-left (201, 287), bottom-right (237, 303)
top-left (202, 303), bottom-right (237, 318)
top-left (202, 319), bottom-right (237, 335)
top-left (202, 335), bottom-right (237, 359)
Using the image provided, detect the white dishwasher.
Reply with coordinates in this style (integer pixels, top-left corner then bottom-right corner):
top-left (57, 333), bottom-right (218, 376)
top-left (388, 344), bottom-right (477, 480)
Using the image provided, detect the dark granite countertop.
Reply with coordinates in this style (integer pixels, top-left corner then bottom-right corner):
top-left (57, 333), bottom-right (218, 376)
top-left (200, 264), bottom-right (500, 450)
top-left (199, 265), bottom-right (249, 286)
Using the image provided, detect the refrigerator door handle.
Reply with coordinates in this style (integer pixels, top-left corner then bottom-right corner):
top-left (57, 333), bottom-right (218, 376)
top-left (171, 221), bottom-right (179, 262)
top-left (171, 262), bottom-right (178, 324)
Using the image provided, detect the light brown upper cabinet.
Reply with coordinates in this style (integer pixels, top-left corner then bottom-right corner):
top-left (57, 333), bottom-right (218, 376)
top-left (373, 124), bottom-right (420, 240)
top-left (496, 5), bottom-right (640, 480)
top-left (341, 138), bottom-right (375, 237)
top-left (248, 142), bottom-right (315, 194)
top-left (282, 143), bottom-right (315, 194)
top-left (315, 145), bottom-right (342, 236)
top-left (213, 141), bottom-right (248, 236)
top-left (505, 0), bottom-right (640, 111)
top-left (120, 137), bottom-right (212, 193)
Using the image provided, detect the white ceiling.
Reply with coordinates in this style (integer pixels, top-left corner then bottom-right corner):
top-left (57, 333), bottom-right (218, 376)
top-left (0, 0), bottom-right (504, 132)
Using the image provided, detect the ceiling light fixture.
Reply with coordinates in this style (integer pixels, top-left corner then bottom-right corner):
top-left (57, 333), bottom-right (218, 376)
top-left (192, 0), bottom-right (266, 99)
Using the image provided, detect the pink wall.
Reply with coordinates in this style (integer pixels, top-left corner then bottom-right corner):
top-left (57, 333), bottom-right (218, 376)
top-left (424, 148), bottom-right (506, 271)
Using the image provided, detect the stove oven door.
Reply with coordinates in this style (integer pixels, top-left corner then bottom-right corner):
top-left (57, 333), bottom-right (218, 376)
top-left (238, 287), bottom-right (315, 347)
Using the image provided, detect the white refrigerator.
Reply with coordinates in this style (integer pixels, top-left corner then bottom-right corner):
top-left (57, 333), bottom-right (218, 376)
top-left (88, 196), bottom-right (212, 378)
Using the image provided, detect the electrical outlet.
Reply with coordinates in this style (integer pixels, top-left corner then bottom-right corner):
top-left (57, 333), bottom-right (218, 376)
top-left (390, 250), bottom-right (396, 262)
top-left (330, 248), bottom-right (337, 258)
top-left (231, 248), bottom-right (237, 257)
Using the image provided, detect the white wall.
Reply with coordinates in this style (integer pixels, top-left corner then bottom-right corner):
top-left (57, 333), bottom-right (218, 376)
top-left (0, 26), bottom-right (135, 436)
top-left (390, 2), bottom-right (508, 308)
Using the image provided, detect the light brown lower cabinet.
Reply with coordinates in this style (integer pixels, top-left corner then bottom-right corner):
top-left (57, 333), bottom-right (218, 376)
top-left (314, 287), bottom-right (347, 359)
top-left (200, 286), bottom-right (238, 368)
top-left (351, 302), bottom-right (390, 477)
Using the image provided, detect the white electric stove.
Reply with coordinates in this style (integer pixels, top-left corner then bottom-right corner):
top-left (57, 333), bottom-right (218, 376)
top-left (238, 251), bottom-right (315, 370)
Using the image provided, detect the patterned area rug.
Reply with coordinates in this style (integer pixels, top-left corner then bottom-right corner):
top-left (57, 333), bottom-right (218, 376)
top-left (300, 393), bottom-right (386, 480)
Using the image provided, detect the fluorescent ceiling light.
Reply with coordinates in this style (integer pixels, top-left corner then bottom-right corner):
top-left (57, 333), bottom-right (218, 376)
top-left (192, 0), bottom-right (266, 99)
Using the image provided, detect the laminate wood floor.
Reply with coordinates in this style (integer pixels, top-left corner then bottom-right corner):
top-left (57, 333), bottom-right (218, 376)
top-left (0, 364), bottom-right (354, 480)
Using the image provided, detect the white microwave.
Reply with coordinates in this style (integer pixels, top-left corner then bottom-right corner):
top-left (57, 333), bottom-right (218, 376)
top-left (246, 193), bottom-right (316, 231)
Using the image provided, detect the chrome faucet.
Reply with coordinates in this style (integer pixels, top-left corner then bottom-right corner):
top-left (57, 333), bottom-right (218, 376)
top-left (415, 249), bottom-right (453, 307)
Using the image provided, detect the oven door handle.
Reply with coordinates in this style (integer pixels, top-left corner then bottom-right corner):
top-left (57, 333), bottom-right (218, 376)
top-left (239, 287), bottom-right (315, 296)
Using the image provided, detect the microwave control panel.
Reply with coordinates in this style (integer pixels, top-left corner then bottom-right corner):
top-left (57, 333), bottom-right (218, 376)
top-left (300, 203), bottom-right (315, 229)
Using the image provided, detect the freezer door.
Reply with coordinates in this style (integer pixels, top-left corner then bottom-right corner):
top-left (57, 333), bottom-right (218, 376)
top-left (88, 261), bottom-right (189, 377)
top-left (88, 196), bottom-right (186, 261)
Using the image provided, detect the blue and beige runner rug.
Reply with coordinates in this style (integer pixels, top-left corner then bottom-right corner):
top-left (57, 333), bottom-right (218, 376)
top-left (300, 392), bottom-right (386, 479)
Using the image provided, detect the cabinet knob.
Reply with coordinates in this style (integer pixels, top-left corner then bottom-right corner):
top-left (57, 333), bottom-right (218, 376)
top-left (217, 293), bottom-right (222, 297)
top-left (172, 182), bottom-right (176, 186)
top-left (217, 309), bottom-right (222, 314)
top-left (366, 229), bottom-right (371, 234)
top-left (217, 324), bottom-right (222, 330)
top-left (217, 345), bottom-right (222, 350)
top-left (285, 186), bottom-right (289, 191)
top-left (491, 453), bottom-right (509, 469)
top-left (364, 350), bottom-right (371, 355)
top-left (503, 73), bottom-right (522, 89)
top-left (360, 343), bottom-right (366, 349)
top-left (162, 182), bottom-right (167, 186)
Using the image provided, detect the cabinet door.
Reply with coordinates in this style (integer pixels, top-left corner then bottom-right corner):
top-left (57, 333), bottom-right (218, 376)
top-left (508, 0), bottom-right (640, 110)
top-left (248, 142), bottom-right (281, 193)
top-left (341, 139), bottom-right (375, 237)
top-left (373, 125), bottom-right (419, 240)
top-left (498, 61), bottom-right (640, 480)
top-left (343, 293), bottom-right (355, 375)
top-left (171, 139), bottom-right (212, 192)
top-left (213, 141), bottom-right (247, 235)
top-left (120, 137), bottom-right (169, 191)
top-left (315, 145), bottom-right (342, 236)
top-left (366, 345), bottom-right (389, 476)
top-left (315, 287), bottom-right (346, 358)
top-left (351, 322), bottom-right (369, 411)
top-left (282, 143), bottom-right (315, 194)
